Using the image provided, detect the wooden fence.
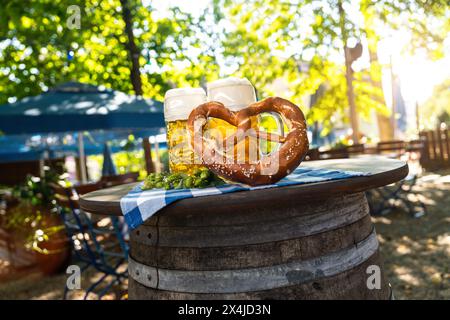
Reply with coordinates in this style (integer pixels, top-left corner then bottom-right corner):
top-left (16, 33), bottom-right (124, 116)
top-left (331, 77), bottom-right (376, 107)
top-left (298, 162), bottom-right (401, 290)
top-left (305, 127), bottom-right (450, 171)
top-left (419, 128), bottom-right (450, 170)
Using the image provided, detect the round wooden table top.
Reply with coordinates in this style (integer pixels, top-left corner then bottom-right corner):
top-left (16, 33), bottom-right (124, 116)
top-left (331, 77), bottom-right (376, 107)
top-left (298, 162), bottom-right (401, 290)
top-left (79, 157), bottom-right (408, 216)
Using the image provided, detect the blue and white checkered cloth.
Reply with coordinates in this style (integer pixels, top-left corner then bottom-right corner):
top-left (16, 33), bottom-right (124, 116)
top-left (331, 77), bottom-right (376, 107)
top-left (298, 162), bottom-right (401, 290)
top-left (120, 166), bottom-right (369, 229)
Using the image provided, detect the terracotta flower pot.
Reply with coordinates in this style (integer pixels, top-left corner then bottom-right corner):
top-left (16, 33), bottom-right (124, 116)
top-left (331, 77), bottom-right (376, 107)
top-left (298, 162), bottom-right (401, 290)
top-left (4, 201), bottom-right (71, 275)
top-left (32, 211), bottom-right (71, 276)
top-left (35, 236), bottom-right (71, 275)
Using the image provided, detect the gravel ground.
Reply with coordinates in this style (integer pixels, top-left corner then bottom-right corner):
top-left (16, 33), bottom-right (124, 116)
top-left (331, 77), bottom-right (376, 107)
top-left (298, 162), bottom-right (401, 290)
top-left (372, 171), bottom-right (450, 300)
top-left (0, 171), bottom-right (449, 300)
top-left (0, 263), bottom-right (127, 300)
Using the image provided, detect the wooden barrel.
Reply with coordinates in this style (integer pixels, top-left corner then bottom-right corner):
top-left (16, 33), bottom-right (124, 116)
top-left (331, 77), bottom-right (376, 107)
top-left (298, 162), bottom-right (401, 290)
top-left (128, 192), bottom-right (391, 299)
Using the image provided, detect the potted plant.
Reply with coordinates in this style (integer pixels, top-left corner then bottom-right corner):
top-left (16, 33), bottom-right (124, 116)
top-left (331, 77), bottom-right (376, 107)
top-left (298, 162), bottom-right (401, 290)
top-left (5, 167), bottom-right (71, 275)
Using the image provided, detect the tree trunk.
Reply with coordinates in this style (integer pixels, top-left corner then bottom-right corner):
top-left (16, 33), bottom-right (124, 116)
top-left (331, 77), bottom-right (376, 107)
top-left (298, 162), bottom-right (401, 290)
top-left (142, 137), bottom-right (155, 174)
top-left (120, 0), bottom-right (143, 96)
top-left (362, 7), bottom-right (394, 142)
top-left (338, 1), bottom-right (360, 144)
top-left (367, 45), bottom-right (394, 142)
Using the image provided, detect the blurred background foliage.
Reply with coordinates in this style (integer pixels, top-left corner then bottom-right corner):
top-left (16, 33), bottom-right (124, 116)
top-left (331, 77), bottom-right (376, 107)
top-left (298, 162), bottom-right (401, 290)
top-left (421, 78), bottom-right (450, 129)
top-left (88, 133), bottom-right (169, 181)
top-left (216, 0), bottom-right (448, 134)
top-left (0, 0), bottom-right (220, 103)
top-left (89, 149), bottom-right (168, 181)
top-left (0, 0), bottom-right (449, 134)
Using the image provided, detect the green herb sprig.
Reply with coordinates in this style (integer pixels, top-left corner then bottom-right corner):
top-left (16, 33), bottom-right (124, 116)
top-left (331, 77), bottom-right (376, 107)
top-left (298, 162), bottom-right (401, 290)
top-left (142, 168), bottom-right (225, 191)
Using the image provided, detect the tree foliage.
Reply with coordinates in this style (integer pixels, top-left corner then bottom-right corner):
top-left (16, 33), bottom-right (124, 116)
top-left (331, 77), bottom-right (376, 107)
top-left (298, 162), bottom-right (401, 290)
top-left (0, 0), bottom-right (448, 137)
top-left (214, 0), bottom-right (388, 135)
top-left (0, 0), bottom-right (220, 104)
top-left (361, 0), bottom-right (448, 59)
top-left (209, 0), bottom-right (448, 135)
top-left (421, 78), bottom-right (450, 129)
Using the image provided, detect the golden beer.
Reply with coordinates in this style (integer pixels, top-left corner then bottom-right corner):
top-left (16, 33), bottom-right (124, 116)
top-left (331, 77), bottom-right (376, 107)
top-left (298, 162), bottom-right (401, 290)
top-left (204, 117), bottom-right (260, 163)
top-left (206, 78), bottom-right (283, 162)
top-left (164, 79), bottom-right (282, 175)
top-left (164, 88), bottom-right (207, 174)
top-left (166, 119), bottom-right (205, 174)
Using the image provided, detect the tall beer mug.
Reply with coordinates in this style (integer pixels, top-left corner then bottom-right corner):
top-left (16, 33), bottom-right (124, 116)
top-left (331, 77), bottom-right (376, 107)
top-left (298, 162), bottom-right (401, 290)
top-left (164, 88), bottom-right (207, 174)
top-left (206, 77), bottom-right (284, 164)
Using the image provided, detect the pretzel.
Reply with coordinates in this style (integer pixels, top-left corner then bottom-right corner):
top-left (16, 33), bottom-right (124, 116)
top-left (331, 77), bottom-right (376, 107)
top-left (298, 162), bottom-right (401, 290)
top-left (187, 97), bottom-right (309, 186)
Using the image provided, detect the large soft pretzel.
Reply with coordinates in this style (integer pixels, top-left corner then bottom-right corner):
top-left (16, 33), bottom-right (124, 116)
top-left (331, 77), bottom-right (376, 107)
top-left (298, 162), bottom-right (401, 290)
top-left (187, 97), bottom-right (309, 186)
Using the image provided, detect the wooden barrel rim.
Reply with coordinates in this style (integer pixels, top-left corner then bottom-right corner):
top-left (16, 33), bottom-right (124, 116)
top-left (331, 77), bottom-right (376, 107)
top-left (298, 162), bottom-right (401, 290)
top-left (128, 230), bottom-right (378, 294)
top-left (79, 158), bottom-right (409, 217)
top-left (143, 193), bottom-right (365, 227)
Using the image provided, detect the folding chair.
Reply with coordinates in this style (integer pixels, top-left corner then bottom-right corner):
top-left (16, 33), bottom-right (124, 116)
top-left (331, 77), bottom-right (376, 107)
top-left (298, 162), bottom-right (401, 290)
top-left (365, 140), bottom-right (427, 218)
top-left (52, 183), bottom-right (129, 300)
top-left (319, 144), bottom-right (365, 160)
top-left (100, 172), bottom-right (139, 188)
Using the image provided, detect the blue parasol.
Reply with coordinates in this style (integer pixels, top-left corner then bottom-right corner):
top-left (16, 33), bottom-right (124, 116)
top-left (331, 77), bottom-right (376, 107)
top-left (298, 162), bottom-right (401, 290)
top-left (0, 82), bottom-right (165, 135)
top-left (101, 142), bottom-right (117, 177)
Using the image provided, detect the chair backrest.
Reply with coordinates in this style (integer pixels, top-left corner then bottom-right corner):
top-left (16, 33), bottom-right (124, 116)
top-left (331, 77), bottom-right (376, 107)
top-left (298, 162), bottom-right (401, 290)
top-left (0, 227), bottom-right (11, 260)
top-left (100, 172), bottom-right (139, 188)
top-left (51, 183), bottom-right (128, 272)
top-left (319, 144), bottom-right (365, 160)
top-left (419, 128), bottom-right (450, 170)
top-left (51, 182), bottom-right (102, 262)
top-left (303, 148), bottom-right (320, 161)
top-left (52, 182), bottom-right (103, 209)
top-left (319, 147), bottom-right (349, 160)
top-left (407, 139), bottom-right (425, 152)
top-left (376, 140), bottom-right (406, 153)
top-left (346, 144), bottom-right (365, 154)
